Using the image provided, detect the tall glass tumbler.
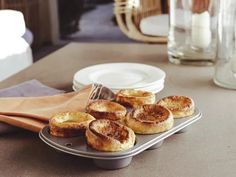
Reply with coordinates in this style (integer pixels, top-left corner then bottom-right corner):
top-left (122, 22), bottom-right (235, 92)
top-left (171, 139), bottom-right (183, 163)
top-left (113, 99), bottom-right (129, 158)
top-left (214, 0), bottom-right (236, 89)
top-left (168, 0), bottom-right (218, 65)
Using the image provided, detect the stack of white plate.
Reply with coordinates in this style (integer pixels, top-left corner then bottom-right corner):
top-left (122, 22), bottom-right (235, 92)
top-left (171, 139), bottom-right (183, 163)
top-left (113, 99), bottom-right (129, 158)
top-left (72, 63), bottom-right (166, 93)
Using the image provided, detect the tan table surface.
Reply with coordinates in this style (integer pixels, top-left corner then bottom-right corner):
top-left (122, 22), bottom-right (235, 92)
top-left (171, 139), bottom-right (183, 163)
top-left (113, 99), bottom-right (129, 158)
top-left (0, 43), bottom-right (235, 177)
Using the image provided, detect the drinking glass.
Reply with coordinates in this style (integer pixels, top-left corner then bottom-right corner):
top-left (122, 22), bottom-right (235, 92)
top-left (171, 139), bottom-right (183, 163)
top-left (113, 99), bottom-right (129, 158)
top-left (214, 0), bottom-right (236, 89)
top-left (168, 0), bottom-right (218, 65)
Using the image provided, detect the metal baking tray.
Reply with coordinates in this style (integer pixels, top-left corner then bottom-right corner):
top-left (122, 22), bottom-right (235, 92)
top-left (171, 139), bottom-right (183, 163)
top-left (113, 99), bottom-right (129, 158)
top-left (39, 108), bottom-right (202, 170)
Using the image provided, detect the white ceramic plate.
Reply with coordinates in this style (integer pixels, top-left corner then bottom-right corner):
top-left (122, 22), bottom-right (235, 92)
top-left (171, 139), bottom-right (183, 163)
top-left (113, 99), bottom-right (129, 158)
top-left (72, 82), bottom-right (164, 94)
top-left (73, 63), bottom-right (166, 89)
top-left (73, 78), bottom-right (165, 91)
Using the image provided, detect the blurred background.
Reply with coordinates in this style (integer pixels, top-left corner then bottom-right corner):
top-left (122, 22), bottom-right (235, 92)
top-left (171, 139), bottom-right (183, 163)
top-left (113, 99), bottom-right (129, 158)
top-left (0, 0), bottom-right (168, 81)
top-left (0, 0), bottom-right (133, 62)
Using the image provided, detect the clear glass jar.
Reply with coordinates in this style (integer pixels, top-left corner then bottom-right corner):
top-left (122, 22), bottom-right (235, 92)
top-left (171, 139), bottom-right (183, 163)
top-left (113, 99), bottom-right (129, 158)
top-left (168, 0), bottom-right (218, 65)
top-left (214, 0), bottom-right (236, 89)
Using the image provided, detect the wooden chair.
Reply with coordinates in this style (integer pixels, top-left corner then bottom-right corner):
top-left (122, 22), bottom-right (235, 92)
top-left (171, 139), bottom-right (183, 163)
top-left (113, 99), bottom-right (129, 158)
top-left (114, 0), bottom-right (169, 43)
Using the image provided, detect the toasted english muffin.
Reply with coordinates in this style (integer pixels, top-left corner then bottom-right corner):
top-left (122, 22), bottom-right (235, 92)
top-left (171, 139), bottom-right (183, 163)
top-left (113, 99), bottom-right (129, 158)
top-left (86, 119), bottom-right (135, 152)
top-left (49, 112), bottom-right (95, 137)
top-left (115, 89), bottom-right (155, 108)
top-left (86, 100), bottom-right (127, 122)
top-left (125, 104), bottom-right (174, 134)
top-left (157, 96), bottom-right (194, 118)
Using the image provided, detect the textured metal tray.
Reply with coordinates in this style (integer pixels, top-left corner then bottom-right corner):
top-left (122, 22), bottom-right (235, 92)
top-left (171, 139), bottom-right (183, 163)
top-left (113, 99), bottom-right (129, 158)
top-left (39, 108), bottom-right (202, 170)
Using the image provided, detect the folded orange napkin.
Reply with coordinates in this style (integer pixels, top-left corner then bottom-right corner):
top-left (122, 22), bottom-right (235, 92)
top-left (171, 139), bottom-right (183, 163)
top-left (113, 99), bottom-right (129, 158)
top-left (0, 83), bottom-right (114, 132)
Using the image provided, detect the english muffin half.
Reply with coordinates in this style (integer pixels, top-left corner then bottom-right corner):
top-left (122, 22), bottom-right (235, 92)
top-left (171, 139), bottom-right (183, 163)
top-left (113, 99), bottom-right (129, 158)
top-left (86, 119), bottom-right (136, 152)
top-left (115, 89), bottom-right (155, 108)
top-left (125, 104), bottom-right (174, 134)
top-left (49, 112), bottom-right (95, 137)
top-left (157, 96), bottom-right (195, 118)
top-left (86, 100), bottom-right (127, 122)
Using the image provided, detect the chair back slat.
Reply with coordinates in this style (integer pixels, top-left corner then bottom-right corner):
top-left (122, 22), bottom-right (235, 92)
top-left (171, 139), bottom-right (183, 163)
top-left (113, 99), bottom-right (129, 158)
top-left (114, 0), bottom-right (169, 43)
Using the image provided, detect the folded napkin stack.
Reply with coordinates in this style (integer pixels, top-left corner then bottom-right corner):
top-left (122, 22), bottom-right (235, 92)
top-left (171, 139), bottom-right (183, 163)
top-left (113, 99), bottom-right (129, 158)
top-left (0, 80), bottom-right (114, 133)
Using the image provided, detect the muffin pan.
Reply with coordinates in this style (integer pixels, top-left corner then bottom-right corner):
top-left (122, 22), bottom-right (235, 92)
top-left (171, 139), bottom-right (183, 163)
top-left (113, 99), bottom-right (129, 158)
top-left (39, 108), bottom-right (202, 170)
